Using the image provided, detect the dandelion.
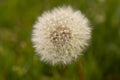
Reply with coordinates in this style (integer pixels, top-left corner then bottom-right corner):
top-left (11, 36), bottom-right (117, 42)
top-left (32, 6), bottom-right (91, 65)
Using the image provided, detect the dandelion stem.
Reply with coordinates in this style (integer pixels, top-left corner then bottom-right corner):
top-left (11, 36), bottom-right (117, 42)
top-left (77, 60), bottom-right (86, 80)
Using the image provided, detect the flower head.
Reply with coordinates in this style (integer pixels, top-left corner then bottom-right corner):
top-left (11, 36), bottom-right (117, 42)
top-left (32, 6), bottom-right (91, 65)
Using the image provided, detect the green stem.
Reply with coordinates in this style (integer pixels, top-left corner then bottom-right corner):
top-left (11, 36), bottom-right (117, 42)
top-left (77, 60), bottom-right (86, 80)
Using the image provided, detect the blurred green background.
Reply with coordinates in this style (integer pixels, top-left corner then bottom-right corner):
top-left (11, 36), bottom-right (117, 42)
top-left (0, 0), bottom-right (120, 80)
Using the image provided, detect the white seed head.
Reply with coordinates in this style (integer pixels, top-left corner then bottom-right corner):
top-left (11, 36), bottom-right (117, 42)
top-left (32, 6), bottom-right (91, 65)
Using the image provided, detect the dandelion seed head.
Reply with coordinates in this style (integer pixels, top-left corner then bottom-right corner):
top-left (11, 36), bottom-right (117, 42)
top-left (50, 26), bottom-right (71, 47)
top-left (32, 6), bottom-right (91, 65)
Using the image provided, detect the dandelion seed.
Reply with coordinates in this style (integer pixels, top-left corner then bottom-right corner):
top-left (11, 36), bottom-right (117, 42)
top-left (32, 6), bottom-right (91, 65)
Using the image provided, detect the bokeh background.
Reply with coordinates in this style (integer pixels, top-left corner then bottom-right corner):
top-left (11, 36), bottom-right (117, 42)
top-left (0, 0), bottom-right (120, 80)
